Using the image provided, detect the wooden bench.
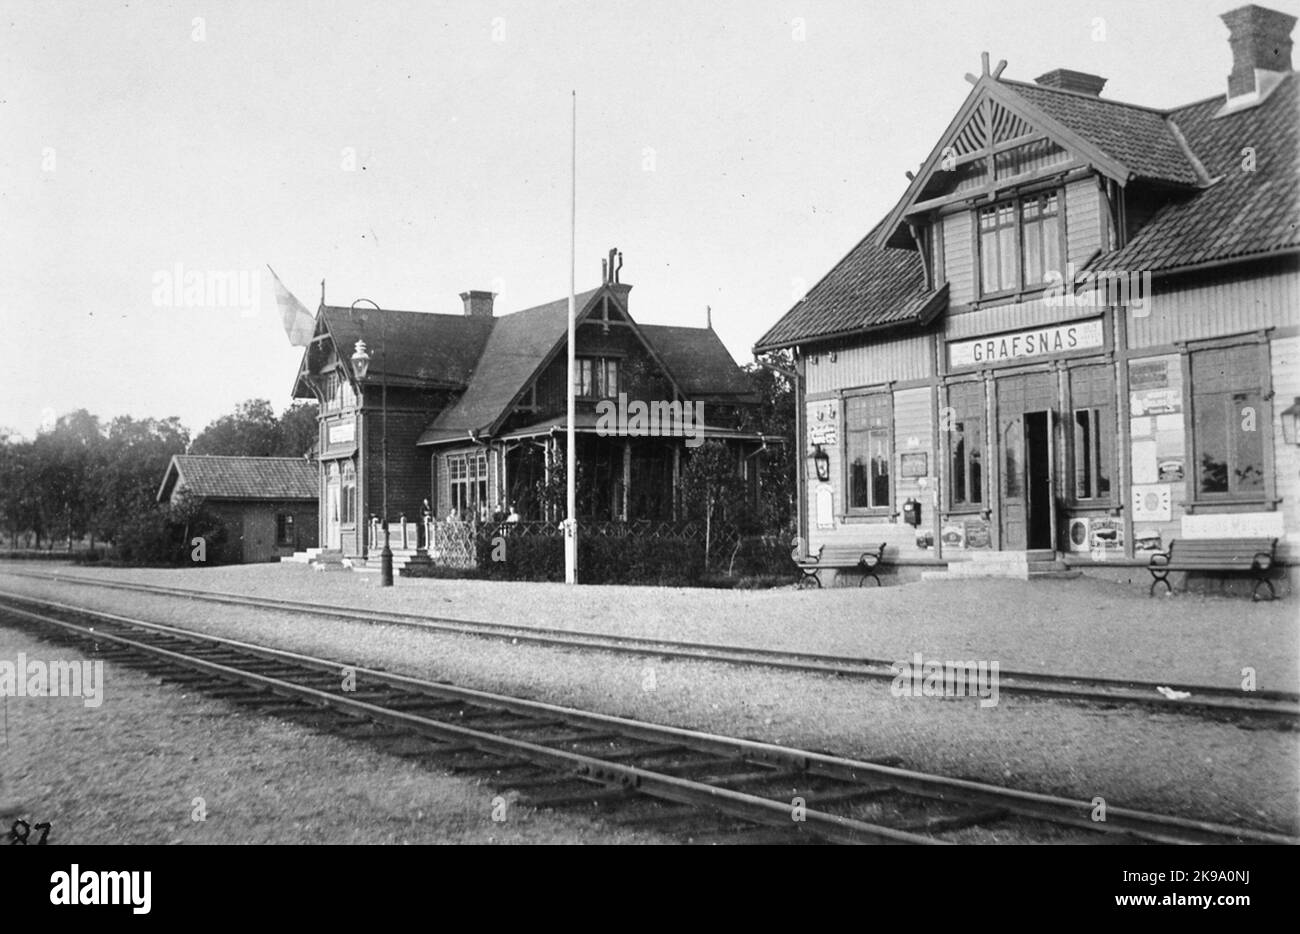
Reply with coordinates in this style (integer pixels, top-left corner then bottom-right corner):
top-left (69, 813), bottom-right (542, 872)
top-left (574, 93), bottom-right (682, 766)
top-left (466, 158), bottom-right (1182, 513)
top-left (1147, 537), bottom-right (1278, 601)
top-left (792, 542), bottom-right (887, 589)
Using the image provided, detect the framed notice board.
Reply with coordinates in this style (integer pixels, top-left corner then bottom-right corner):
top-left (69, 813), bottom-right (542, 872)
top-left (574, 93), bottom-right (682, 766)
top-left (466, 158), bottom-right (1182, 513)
top-left (900, 452), bottom-right (928, 478)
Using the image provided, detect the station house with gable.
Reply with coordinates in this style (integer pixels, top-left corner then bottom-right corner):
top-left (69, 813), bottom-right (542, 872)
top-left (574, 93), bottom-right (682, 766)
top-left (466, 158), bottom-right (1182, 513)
top-left (755, 5), bottom-right (1299, 588)
top-left (290, 252), bottom-right (767, 568)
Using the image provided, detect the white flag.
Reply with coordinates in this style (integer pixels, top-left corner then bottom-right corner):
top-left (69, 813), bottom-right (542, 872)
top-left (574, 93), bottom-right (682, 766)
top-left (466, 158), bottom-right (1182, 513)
top-left (268, 266), bottom-right (315, 347)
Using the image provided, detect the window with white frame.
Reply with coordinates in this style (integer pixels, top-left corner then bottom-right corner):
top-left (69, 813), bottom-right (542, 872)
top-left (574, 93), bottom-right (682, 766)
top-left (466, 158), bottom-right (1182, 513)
top-left (947, 382), bottom-right (985, 509)
top-left (322, 370), bottom-right (357, 411)
top-left (576, 357), bottom-right (619, 398)
top-left (845, 393), bottom-right (892, 511)
top-left (1190, 345), bottom-right (1268, 501)
top-left (448, 452), bottom-right (489, 518)
top-left (1070, 366), bottom-right (1113, 502)
top-left (340, 461), bottom-right (356, 524)
top-left (977, 190), bottom-right (1063, 296)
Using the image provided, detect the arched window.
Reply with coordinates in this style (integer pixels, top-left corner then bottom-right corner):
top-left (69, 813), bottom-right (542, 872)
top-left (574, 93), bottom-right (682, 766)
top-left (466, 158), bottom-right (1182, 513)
top-left (326, 462), bottom-right (340, 524)
top-left (341, 461), bottom-right (357, 524)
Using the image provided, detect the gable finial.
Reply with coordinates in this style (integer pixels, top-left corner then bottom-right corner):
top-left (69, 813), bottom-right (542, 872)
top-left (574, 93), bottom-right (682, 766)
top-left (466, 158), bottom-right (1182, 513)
top-left (966, 52), bottom-right (1008, 85)
top-left (706, 305), bottom-right (712, 329)
top-left (321, 279), bottom-right (325, 305)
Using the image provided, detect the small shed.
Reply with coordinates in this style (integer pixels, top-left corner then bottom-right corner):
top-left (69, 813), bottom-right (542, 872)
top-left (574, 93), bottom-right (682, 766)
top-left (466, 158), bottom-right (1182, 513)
top-left (157, 455), bottom-right (319, 563)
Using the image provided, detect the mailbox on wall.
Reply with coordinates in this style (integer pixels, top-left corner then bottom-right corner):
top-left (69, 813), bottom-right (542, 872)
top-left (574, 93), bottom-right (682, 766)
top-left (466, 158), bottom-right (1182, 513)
top-left (903, 497), bottom-right (922, 527)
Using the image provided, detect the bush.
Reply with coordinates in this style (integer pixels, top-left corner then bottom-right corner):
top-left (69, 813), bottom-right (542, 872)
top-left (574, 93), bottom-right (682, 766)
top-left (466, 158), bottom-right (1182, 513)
top-left (475, 524), bottom-right (705, 586)
top-left (722, 535), bottom-right (799, 580)
top-left (111, 497), bottom-right (227, 566)
top-left (476, 527), bottom-right (562, 581)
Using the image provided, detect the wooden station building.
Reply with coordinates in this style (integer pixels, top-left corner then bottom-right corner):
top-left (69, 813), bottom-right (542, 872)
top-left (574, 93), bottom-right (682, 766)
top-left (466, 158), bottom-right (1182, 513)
top-left (290, 253), bottom-right (765, 565)
top-left (755, 4), bottom-right (1299, 585)
top-left (157, 455), bottom-right (319, 564)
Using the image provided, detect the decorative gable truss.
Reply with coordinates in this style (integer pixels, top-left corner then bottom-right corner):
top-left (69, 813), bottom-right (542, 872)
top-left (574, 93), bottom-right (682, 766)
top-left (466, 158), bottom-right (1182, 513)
top-left (493, 285), bottom-right (689, 437)
top-left (879, 66), bottom-right (1141, 251)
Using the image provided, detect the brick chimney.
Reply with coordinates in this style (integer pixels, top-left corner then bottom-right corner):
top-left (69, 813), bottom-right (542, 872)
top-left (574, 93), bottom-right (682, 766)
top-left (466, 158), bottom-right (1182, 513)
top-left (1222, 4), bottom-right (1296, 99)
top-left (459, 290), bottom-right (495, 318)
top-left (1034, 68), bottom-right (1107, 96)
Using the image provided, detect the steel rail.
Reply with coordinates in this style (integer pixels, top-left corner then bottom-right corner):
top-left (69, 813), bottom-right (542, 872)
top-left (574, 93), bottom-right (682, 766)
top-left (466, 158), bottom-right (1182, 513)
top-left (1, 591), bottom-right (1292, 845)
top-left (2, 569), bottom-right (1295, 722)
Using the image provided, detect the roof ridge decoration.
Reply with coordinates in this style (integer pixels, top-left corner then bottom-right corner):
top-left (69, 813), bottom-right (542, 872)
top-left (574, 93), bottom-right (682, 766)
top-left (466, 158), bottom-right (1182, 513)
top-left (875, 55), bottom-right (1192, 250)
top-left (1163, 113), bottom-right (1218, 188)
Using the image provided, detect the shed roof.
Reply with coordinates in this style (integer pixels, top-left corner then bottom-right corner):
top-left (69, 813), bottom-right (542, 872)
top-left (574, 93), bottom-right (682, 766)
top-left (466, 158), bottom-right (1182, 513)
top-left (158, 455), bottom-right (318, 503)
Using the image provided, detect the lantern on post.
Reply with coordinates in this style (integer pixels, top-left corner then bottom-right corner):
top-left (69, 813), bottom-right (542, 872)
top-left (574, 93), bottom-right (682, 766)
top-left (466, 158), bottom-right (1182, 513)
top-left (350, 340), bottom-right (370, 380)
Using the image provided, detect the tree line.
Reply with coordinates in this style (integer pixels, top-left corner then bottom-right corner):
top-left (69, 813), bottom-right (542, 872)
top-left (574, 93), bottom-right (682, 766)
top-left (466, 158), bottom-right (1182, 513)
top-left (0, 353), bottom-right (795, 565)
top-left (0, 399), bottom-right (318, 557)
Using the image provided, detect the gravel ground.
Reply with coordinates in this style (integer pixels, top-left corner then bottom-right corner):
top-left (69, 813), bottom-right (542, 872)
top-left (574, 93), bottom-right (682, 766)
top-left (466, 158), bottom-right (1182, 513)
top-left (0, 566), bottom-right (1294, 838)
top-left (4, 561), bottom-right (1296, 691)
top-left (0, 624), bottom-right (667, 844)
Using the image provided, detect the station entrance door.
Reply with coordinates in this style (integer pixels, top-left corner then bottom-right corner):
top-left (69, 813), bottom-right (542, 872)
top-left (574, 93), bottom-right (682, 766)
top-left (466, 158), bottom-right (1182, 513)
top-left (997, 373), bottom-right (1057, 552)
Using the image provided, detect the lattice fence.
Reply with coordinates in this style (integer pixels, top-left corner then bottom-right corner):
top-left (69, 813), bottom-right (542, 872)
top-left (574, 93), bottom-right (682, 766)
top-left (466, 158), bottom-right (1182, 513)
top-left (426, 519), bottom-right (477, 569)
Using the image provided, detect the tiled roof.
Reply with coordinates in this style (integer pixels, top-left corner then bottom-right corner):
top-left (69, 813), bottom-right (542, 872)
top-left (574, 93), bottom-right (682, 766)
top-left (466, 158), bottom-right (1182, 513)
top-left (1094, 74), bottom-right (1300, 272)
top-left (321, 306), bottom-right (494, 388)
top-left (417, 288), bottom-right (760, 444)
top-left (158, 455), bottom-right (317, 503)
top-left (417, 288), bottom-right (601, 441)
top-left (753, 218), bottom-right (945, 351)
top-left (1004, 81), bottom-right (1203, 186)
top-left (757, 72), bottom-right (1299, 350)
top-left (638, 324), bottom-right (755, 398)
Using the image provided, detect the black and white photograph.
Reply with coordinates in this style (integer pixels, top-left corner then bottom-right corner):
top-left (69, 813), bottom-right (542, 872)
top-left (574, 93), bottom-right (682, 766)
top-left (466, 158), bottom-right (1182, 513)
top-left (1, 0), bottom-right (1297, 903)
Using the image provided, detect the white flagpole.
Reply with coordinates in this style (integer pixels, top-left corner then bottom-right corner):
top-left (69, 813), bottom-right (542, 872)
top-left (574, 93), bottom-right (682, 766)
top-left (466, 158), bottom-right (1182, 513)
top-left (565, 90), bottom-right (578, 585)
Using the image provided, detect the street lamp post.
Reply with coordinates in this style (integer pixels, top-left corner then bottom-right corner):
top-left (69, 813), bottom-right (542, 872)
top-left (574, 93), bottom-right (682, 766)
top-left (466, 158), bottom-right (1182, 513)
top-left (350, 299), bottom-right (393, 587)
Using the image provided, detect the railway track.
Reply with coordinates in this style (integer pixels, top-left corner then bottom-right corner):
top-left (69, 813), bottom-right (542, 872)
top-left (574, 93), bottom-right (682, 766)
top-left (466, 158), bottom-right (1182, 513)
top-left (1, 568), bottom-right (1296, 726)
top-left (1, 591), bottom-right (1293, 845)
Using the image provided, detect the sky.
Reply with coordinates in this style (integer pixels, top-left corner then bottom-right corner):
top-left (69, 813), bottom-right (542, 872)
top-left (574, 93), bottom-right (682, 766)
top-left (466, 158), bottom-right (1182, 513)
top-left (3, 0), bottom-right (1297, 440)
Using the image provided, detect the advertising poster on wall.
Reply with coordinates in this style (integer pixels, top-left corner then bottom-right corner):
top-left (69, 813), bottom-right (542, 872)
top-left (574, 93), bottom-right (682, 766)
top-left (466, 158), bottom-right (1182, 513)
top-left (806, 400), bottom-right (838, 447)
top-left (1131, 438), bottom-right (1159, 484)
top-left (1133, 528), bottom-right (1164, 553)
top-left (1130, 388), bottom-right (1181, 416)
top-left (1132, 484), bottom-right (1172, 521)
top-left (1088, 517), bottom-right (1124, 559)
top-left (815, 485), bottom-right (835, 530)
top-left (1157, 458), bottom-right (1184, 482)
top-left (963, 518), bottom-right (992, 549)
top-left (1128, 358), bottom-right (1169, 390)
top-left (900, 452), bottom-right (928, 478)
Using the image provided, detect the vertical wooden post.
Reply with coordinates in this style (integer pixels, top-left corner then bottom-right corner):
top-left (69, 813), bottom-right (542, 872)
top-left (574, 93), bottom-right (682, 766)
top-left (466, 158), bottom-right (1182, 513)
top-left (672, 445), bottom-right (681, 520)
top-left (622, 442), bottom-right (631, 519)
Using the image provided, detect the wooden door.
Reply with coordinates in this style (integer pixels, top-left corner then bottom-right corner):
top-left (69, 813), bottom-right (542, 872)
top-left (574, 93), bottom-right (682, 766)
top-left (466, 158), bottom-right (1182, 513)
top-left (326, 464), bottom-right (341, 550)
top-left (997, 373), bottom-right (1055, 551)
top-left (1001, 414), bottom-right (1027, 549)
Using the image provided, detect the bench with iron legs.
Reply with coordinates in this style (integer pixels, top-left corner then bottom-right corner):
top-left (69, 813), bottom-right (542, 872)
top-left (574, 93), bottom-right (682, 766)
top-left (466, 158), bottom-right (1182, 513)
top-left (792, 542), bottom-right (888, 589)
top-left (1148, 537), bottom-right (1278, 601)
